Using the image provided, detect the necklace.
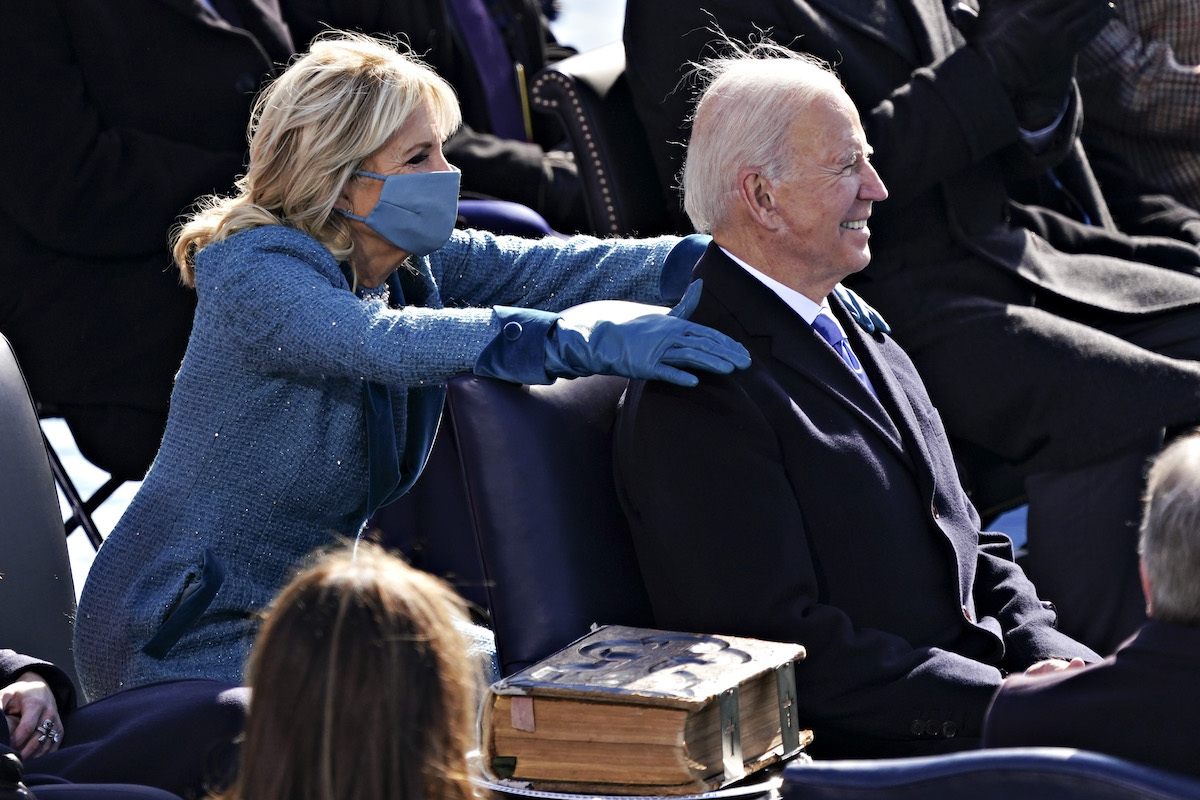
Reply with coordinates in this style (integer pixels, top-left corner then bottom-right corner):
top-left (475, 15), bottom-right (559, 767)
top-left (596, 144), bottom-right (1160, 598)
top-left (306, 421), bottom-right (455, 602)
top-left (357, 283), bottom-right (391, 305)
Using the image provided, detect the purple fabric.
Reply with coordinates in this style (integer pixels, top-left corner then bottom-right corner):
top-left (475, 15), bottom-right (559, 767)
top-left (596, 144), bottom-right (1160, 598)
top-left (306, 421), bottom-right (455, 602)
top-left (444, 0), bottom-right (528, 141)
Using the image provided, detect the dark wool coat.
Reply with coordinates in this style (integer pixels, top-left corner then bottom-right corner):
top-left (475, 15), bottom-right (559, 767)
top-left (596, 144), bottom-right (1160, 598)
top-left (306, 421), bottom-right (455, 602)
top-left (615, 245), bottom-right (1097, 759)
top-left (0, 0), bottom-right (292, 476)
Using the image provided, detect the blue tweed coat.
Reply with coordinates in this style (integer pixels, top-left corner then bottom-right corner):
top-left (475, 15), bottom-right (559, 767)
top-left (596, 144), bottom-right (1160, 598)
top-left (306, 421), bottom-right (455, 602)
top-left (73, 225), bottom-right (678, 700)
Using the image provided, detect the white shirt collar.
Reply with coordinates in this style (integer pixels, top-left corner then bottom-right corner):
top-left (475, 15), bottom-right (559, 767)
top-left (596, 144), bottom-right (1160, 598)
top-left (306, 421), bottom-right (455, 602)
top-left (720, 246), bottom-right (844, 333)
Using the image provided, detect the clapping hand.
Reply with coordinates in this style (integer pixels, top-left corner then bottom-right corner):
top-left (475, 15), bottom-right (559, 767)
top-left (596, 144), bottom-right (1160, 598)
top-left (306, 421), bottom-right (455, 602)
top-left (970, 0), bottom-right (1115, 126)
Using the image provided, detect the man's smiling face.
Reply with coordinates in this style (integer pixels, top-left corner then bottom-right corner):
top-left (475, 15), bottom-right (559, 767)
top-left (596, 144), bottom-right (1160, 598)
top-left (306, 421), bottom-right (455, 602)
top-left (767, 90), bottom-right (888, 293)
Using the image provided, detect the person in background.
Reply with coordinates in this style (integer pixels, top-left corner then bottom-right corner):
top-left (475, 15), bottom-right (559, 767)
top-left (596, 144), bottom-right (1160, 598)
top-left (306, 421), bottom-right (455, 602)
top-left (1075, 1), bottom-right (1200, 243)
top-left (0, 1), bottom-right (292, 483)
top-left (614, 45), bottom-right (1097, 760)
top-left (73, 32), bottom-right (748, 702)
top-left (215, 542), bottom-right (482, 800)
top-left (2, 649), bottom-right (246, 799)
top-left (282, 0), bottom-right (589, 233)
top-left (983, 429), bottom-right (1200, 779)
top-left (1078, 1), bottom-right (1200, 212)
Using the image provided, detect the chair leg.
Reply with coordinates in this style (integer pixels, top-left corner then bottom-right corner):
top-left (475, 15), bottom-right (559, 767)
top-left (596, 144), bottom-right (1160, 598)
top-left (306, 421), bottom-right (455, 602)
top-left (41, 432), bottom-right (108, 549)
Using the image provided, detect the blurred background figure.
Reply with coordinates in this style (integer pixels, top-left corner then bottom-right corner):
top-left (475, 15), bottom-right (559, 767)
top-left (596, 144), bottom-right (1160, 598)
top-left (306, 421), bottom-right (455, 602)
top-left (1078, 1), bottom-right (1200, 210)
top-left (0, 2), bottom-right (292, 485)
top-left (1076, 1), bottom-right (1200, 240)
top-left (984, 429), bottom-right (1200, 780)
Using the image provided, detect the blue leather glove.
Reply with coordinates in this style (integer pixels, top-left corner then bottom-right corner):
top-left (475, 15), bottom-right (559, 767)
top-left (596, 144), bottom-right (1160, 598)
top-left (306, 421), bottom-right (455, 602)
top-left (833, 283), bottom-right (890, 335)
top-left (546, 280), bottom-right (750, 386)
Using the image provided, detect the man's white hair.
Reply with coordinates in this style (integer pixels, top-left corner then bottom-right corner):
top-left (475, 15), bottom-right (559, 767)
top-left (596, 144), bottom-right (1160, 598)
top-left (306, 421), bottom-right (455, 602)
top-left (682, 39), bottom-right (845, 234)
top-left (1140, 430), bottom-right (1200, 623)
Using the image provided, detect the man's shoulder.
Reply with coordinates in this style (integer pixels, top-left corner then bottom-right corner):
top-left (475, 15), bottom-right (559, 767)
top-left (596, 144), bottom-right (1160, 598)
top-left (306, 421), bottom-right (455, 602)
top-left (988, 647), bottom-right (1128, 734)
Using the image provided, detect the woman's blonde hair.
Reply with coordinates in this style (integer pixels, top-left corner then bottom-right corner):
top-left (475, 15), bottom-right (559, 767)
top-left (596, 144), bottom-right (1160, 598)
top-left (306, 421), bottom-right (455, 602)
top-left (172, 32), bottom-right (461, 286)
top-left (219, 541), bottom-right (484, 800)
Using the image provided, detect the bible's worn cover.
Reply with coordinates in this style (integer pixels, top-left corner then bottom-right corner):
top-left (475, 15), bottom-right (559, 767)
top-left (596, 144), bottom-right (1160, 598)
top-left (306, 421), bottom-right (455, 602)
top-left (481, 625), bottom-right (810, 794)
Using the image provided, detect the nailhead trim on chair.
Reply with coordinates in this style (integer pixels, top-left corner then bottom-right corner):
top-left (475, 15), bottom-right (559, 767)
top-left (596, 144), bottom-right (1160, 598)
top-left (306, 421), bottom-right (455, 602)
top-left (531, 72), bottom-right (621, 235)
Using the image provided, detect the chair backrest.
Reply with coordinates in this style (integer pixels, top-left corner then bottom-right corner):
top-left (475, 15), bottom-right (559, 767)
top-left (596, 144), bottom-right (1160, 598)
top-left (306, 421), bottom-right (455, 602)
top-left (369, 417), bottom-right (491, 613)
top-left (530, 42), bottom-right (673, 237)
top-left (0, 333), bottom-right (78, 685)
top-left (782, 746), bottom-right (1200, 800)
top-left (442, 374), bottom-right (655, 676)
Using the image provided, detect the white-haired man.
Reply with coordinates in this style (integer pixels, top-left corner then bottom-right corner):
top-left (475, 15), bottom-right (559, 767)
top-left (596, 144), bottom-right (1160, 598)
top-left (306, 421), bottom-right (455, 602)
top-left (626, 0), bottom-right (1200, 658)
top-left (983, 430), bottom-right (1200, 778)
top-left (614, 48), bottom-right (1097, 759)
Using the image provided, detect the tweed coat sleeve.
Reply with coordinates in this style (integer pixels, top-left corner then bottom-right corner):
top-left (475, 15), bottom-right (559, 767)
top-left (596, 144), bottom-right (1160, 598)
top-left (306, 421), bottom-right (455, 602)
top-left (428, 228), bottom-right (679, 311)
top-left (1077, 3), bottom-right (1200, 139)
top-left (1075, 1), bottom-right (1200, 220)
top-left (195, 226), bottom-right (679, 388)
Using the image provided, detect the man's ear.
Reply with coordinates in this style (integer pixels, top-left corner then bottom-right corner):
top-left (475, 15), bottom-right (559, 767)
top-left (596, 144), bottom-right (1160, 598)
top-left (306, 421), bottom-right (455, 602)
top-left (737, 169), bottom-right (780, 230)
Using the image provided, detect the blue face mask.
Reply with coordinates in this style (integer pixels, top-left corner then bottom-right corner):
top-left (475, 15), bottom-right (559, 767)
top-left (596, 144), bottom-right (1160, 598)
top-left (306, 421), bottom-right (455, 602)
top-left (339, 169), bottom-right (461, 256)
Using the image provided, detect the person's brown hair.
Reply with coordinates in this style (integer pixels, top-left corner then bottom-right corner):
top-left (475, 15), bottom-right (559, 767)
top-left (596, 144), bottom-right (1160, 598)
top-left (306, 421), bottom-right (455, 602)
top-left (219, 541), bottom-right (483, 800)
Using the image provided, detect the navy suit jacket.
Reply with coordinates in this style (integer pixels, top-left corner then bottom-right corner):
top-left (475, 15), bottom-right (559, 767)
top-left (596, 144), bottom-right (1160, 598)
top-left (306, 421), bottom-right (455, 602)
top-left (984, 620), bottom-right (1200, 778)
top-left (614, 245), bottom-right (1096, 758)
top-left (0, 649), bottom-right (246, 797)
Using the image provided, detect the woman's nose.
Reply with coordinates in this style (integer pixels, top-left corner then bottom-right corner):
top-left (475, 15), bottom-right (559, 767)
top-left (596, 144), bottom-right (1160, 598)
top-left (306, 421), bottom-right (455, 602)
top-left (430, 147), bottom-right (456, 173)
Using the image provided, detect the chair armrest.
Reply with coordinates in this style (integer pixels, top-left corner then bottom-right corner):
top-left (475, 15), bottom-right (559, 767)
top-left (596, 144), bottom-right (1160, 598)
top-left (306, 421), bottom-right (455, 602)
top-left (531, 42), bottom-right (672, 237)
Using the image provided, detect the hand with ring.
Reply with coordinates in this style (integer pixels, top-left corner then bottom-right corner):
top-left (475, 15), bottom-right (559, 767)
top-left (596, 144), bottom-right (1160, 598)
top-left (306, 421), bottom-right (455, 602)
top-left (35, 718), bottom-right (60, 745)
top-left (1, 672), bottom-right (62, 758)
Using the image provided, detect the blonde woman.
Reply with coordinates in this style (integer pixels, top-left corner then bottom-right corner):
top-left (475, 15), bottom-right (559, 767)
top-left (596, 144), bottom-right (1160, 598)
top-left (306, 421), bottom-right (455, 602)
top-left (73, 32), bottom-right (749, 701)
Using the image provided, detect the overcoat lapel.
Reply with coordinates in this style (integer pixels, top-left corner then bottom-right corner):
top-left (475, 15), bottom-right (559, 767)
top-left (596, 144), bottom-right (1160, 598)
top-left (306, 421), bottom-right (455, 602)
top-left (897, 0), bottom-right (961, 61)
top-left (699, 249), bottom-right (908, 460)
top-left (150, 0), bottom-right (224, 25)
top-left (770, 316), bottom-right (908, 458)
top-left (837, 299), bottom-right (941, 484)
top-left (233, 0), bottom-right (294, 60)
top-left (800, 0), bottom-right (966, 64)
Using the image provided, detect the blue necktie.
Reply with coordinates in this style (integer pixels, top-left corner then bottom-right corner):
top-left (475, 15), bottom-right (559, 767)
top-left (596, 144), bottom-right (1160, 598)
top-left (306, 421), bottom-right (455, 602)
top-left (812, 312), bottom-right (876, 398)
